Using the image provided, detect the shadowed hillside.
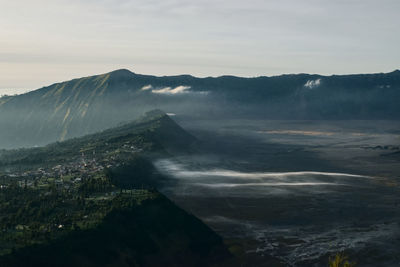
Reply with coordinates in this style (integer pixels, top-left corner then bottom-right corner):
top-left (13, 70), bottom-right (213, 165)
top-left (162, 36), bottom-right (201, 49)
top-left (0, 109), bottom-right (229, 267)
top-left (0, 69), bottom-right (399, 148)
top-left (0, 194), bottom-right (230, 267)
top-left (0, 109), bottom-right (196, 172)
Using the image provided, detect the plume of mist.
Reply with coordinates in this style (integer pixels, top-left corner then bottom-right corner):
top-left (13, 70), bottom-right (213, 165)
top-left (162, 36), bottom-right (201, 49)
top-left (304, 79), bottom-right (321, 89)
top-left (141, 84), bottom-right (153, 90)
top-left (152, 85), bottom-right (191, 94)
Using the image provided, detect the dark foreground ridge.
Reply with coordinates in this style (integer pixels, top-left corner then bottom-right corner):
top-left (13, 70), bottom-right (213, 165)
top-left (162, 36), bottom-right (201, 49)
top-left (0, 194), bottom-right (229, 267)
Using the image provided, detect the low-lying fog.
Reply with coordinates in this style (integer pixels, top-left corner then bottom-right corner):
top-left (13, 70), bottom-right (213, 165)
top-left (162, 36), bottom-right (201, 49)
top-left (156, 118), bottom-right (400, 266)
top-left (156, 159), bottom-right (369, 196)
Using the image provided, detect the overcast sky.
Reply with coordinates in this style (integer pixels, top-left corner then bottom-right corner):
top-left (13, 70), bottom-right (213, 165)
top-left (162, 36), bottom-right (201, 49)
top-left (0, 0), bottom-right (399, 94)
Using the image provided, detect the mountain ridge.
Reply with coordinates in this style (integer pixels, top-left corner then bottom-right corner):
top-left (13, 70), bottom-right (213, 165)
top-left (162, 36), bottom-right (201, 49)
top-left (0, 69), bottom-right (399, 149)
top-left (4, 68), bottom-right (400, 99)
top-left (0, 108), bottom-right (229, 267)
top-left (0, 109), bottom-right (196, 172)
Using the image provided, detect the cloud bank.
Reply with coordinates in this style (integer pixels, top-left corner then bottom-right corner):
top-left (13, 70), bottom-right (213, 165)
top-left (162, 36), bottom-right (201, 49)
top-left (141, 85), bottom-right (153, 90)
top-left (152, 85), bottom-right (191, 94)
top-left (141, 84), bottom-right (194, 94)
top-left (304, 79), bottom-right (321, 89)
top-left (154, 159), bottom-right (372, 197)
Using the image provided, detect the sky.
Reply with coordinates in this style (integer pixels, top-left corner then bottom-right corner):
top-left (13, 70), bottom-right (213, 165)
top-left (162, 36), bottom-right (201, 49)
top-left (0, 0), bottom-right (399, 94)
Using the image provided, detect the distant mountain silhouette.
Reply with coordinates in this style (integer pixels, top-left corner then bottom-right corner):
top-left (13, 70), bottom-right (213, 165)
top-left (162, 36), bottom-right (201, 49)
top-left (0, 69), bottom-right (399, 148)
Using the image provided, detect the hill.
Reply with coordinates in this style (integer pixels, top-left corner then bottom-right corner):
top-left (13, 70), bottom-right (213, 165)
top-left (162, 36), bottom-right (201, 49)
top-left (0, 110), bottom-right (228, 266)
top-left (0, 69), bottom-right (399, 148)
top-left (0, 194), bottom-right (229, 267)
top-left (0, 109), bottom-right (195, 172)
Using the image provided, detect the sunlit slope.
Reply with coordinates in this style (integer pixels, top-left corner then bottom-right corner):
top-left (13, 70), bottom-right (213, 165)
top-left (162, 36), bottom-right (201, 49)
top-left (0, 70), bottom-right (142, 147)
top-left (0, 69), bottom-right (399, 148)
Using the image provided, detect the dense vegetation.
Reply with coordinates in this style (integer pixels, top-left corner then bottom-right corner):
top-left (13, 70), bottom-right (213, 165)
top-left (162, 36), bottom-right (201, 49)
top-left (0, 111), bottom-right (228, 266)
top-left (0, 181), bottom-right (229, 266)
top-left (0, 174), bottom-right (153, 256)
top-left (0, 109), bottom-right (194, 172)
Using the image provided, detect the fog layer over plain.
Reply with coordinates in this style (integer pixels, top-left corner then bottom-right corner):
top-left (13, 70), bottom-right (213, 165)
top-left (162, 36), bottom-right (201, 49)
top-left (155, 159), bottom-right (370, 195)
top-left (154, 118), bottom-right (400, 266)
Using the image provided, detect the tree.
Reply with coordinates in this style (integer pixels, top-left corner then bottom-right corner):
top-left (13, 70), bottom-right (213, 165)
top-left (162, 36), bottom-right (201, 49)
top-left (329, 253), bottom-right (356, 267)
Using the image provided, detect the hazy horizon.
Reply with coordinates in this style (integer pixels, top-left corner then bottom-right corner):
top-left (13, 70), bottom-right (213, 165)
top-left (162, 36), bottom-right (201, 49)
top-left (1, 67), bottom-right (400, 97)
top-left (1, 0), bottom-right (399, 94)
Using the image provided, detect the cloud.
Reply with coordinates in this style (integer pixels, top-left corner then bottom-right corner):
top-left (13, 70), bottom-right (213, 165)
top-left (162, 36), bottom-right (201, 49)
top-left (154, 159), bottom-right (369, 180)
top-left (154, 159), bottom-right (370, 197)
top-left (258, 130), bottom-right (334, 136)
top-left (141, 84), bottom-right (208, 95)
top-left (141, 84), bottom-right (153, 90)
top-left (194, 182), bottom-right (344, 188)
top-left (151, 85), bottom-right (191, 94)
top-left (304, 79), bottom-right (321, 89)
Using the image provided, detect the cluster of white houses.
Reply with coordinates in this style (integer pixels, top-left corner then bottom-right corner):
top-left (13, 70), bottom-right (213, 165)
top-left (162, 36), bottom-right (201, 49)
top-left (2, 143), bottom-right (144, 190)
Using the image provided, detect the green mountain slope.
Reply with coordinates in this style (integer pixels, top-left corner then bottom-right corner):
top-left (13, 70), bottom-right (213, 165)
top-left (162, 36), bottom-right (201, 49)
top-left (0, 109), bottom-right (195, 172)
top-left (0, 110), bottom-right (229, 266)
top-left (0, 194), bottom-right (229, 267)
top-left (1, 69), bottom-right (399, 148)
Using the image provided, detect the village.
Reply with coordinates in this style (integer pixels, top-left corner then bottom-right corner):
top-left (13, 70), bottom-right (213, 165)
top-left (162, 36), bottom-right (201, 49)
top-left (0, 142), bottom-right (144, 192)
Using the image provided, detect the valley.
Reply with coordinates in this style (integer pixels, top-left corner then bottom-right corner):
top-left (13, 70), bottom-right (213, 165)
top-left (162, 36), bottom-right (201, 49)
top-left (2, 0), bottom-right (399, 265)
top-left (156, 117), bottom-right (400, 266)
top-left (0, 69), bottom-right (399, 266)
